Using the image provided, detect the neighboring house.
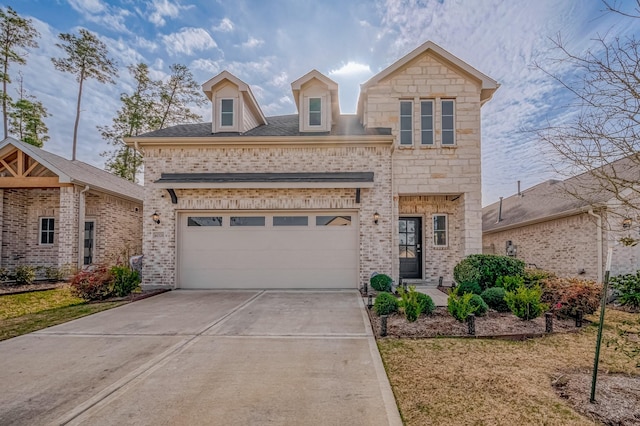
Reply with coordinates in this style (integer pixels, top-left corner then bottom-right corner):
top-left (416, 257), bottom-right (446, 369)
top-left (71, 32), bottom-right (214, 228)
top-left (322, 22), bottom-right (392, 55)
top-left (482, 156), bottom-right (640, 282)
top-left (0, 137), bottom-right (144, 274)
top-left (126, 41), bottom-right (498, 290)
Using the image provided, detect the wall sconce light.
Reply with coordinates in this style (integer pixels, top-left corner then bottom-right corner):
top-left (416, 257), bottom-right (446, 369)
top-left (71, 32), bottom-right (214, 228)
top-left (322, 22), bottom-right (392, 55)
top-left (152, 212), bottom-right (160, 224)
top-left (373, 212), bottom-right (380, 224)
top-left (623, 218), bottom-right (632, 230)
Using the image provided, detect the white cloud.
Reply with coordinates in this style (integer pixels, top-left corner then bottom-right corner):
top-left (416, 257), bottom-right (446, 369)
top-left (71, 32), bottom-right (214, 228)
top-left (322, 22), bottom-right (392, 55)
top-left (279, 95), bottom-right (293, 105)
top-left (147, 0), bottom-right (192, 27)
top-left (329, 61), bottom-right (372, 77)
top-left (68, 0), bottom-right (106, 14)
top-left (212, 17), bottom-right (234, 32)
top-left (190, 58), bottom-right (222, 75)
top-left (67, 0), bottom-right (131, 33)
top-left (134, 36), bottom-right (158, 52)
top-left (242, 36), bottom-right (264, 49)
top-left (269, 71), bottom-right (289, 88)
top-left (162, 27), bottom-right (217, 56)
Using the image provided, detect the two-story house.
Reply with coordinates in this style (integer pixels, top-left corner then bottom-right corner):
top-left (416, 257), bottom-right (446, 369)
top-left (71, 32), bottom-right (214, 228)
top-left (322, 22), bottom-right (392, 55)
top-left (126, 41), bottom-right (498, 290)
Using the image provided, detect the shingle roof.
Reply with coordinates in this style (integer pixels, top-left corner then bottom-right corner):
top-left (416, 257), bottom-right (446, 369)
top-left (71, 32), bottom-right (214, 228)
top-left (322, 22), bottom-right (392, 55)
top-left (483, 156), bottom-right (640, 233)
top-left (136, 114), bottom-right (391, 138)
top-left (156, 172), bottom-right (375, 184)
top-left (0, 137), bottom-right (144, 202)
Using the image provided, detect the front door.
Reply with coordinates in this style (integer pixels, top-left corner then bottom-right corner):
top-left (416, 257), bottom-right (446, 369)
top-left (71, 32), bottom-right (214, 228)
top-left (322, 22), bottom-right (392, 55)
top-left (84, 221), bottom-right (95, 265)
top-left (399, 217), bottom-right (422, 279)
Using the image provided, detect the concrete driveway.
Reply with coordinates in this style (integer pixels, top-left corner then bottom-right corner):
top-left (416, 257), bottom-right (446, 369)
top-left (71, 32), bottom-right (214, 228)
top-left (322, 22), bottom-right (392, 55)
top-left (0, 290), bottom-right (401, 425)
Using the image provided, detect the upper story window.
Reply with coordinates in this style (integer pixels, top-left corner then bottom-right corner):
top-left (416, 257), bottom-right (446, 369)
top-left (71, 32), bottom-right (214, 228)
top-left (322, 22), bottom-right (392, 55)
top-left (309, 97), bottom-right (322, 126)
top-left (221, 99), bottom-right (234, 127)
top-left (433, 214), bottom-right (448, 247)
top-left (40, 217), bottom-right (55, 245)
top-left (441, 100), bottom-right (455, 145)
top-left (420, 100), bottom-right (434, 145)
top-left (400, 101), bottom-right (413, 145)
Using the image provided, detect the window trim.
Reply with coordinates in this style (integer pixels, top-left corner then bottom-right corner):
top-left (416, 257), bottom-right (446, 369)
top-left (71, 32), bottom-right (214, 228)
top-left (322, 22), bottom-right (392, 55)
top-left (420, 99), bottom-right (434, 146)
top-left (432, 214), bottom-right (448, 247)
top-left (308, 97), bottom-right (322, 127)
top-left (39, 217), bottom-right (55, 245)
top-left (399, 100), bottom-right (413, 145)
top-left (220, 98), bottom-right (234, 127)
top-left (83, 219), bottom-right (96, 265)
top-left (441, 99), bottom-right (456, 146)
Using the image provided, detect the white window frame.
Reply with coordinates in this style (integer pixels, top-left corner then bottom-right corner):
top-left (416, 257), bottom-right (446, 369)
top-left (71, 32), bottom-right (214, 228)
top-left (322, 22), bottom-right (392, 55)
top-left (441, 99), bottom-right (456, 146)
top-left (420, 100), bottom-right (434, 145)
top-left (220, 98), bottom-right (234, 128)
top-left (39, 217), bottom-right (55, 245)
top-left (309, 97), bottom-right (322, 127)
top-left (399, 100), bottom-right (413, 145)
top-left (432, 214), bottom-right (448, 247)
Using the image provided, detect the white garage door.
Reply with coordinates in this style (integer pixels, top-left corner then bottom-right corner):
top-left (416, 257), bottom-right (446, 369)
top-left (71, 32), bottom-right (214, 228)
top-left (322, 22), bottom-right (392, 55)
top-left (178, 211), bottom-right (359, 289)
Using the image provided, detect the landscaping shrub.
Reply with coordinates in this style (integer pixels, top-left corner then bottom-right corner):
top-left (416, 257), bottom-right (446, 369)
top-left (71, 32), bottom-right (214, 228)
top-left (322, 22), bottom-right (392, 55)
top-left (610, 271), bottom-right (640, 310)
top-left (43, 266), bottom-right (69, 282)
top-left (398, 286), bottom-right (427, 322)
top-left (70, 266), bottom-right (114, 301)
top-left (14, 265), bottom-right (36, 285)
top-left (447, 288), bottom-right (476, 322)
top-left (505, 285), bottom-right (548, 320)
top-left (523, 268), bottom-right (555, 287)
top-left (374, 292), bottom-right (399, 316)
top-left (0, 267), bottom-right (9, 282)
top-left (495, 275), bottom-right (525, 292)
top-left (469, 294), bottom-right (488, 316)
top-left (540, 277), bottom-right (602, 318)
top-left (110, 265), bottom-right (141, 297)
top-left (453, 254), bottom-right (525, 291)
top-left (481, 287), bottom-right (510, 312)
top-left (416, 292), bottom-right (435, 316)
top-left (456, 280), bottom-right (482, 295)
top-left (370, 273), bottom-right (393, 292)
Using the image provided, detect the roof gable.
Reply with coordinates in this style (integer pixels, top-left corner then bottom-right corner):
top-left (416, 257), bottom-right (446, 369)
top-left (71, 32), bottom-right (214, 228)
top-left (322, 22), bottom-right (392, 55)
top-left (202, 70), bottom-right (267, 127)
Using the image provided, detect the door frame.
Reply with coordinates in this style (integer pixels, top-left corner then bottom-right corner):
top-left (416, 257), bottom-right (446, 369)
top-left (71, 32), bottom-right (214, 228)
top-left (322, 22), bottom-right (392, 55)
top-left (398, 216), bottom-right (423, 280)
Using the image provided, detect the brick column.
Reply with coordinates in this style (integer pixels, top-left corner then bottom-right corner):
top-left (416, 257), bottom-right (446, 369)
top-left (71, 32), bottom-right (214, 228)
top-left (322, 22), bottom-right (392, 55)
top-left (461, 191), bottom-right (483, 256)
top-left (58, 186), bottom-right (79, 269)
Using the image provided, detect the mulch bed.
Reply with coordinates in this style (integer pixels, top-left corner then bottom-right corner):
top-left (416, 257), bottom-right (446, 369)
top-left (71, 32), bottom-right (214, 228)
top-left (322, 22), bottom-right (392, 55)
top-left (367, 305), bottom-right (582, 339)
top-left (0, 281), bottom-right (67, 295)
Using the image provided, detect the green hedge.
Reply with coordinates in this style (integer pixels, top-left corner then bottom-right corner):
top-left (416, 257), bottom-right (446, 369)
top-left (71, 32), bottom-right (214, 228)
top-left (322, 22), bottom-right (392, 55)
top-left (453, 254), bottom-right (525, 291)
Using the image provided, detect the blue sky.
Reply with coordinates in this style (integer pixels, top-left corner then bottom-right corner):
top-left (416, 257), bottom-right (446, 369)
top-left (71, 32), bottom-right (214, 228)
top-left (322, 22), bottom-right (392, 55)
top-left (4, 0), bottom-right (639, 205)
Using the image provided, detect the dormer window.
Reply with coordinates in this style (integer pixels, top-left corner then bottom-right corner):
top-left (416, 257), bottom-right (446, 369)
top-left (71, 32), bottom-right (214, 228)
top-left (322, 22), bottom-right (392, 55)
top-left (221, 99), bottom-right (234, 127)
top-left (309, 98), bottom-right (322, 126)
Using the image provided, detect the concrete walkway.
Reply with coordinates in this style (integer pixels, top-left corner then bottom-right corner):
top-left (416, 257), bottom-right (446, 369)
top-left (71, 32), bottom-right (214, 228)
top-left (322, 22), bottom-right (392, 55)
top-left (415, 287), bottom-right (449, 307)
top-left (0, 290), bottom-right (401, 426)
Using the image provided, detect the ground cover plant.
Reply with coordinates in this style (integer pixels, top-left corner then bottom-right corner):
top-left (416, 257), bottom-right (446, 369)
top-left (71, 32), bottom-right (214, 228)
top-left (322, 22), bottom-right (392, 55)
top-left (610, 271), bottom-right (640, 310)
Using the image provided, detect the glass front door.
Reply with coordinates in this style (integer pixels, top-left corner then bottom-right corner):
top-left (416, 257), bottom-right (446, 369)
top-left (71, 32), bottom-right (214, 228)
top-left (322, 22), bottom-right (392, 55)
top-left (399, 217), bottom-right (422, 279)
top-left (84, 221), bottom-right (95, 265)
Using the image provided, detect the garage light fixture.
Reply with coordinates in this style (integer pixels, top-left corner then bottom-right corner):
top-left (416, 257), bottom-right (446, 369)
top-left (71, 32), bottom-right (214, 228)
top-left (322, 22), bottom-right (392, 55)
top-left (374, 212), bottom-right (380, 224)
top-left (152, 212), bottom-right (160, 224)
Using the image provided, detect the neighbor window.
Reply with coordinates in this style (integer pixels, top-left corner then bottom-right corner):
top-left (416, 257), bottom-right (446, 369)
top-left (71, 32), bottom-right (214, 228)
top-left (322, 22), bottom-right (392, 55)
top-left (433, 215), bottom-right (447, 247)
top-left (421, 100), bottom-right (434, 145)
top-left (230, 216), bottom-right (265, 226)
top-left (400, 101), bottom-right (413, 145)
top-left (309, 98), bottom-right (321, 126)
top-left (40, 217), bottom-right (55, 245)
top-left (221, 99), bottom-right (234, 127)
top-left (441, 100), bottom-right (455, 145)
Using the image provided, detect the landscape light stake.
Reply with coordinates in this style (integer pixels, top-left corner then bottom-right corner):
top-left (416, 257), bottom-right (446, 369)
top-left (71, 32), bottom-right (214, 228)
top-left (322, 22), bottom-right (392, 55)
top-left (545, 313), bottom-right (553, 333)
top-left (367, 294), bottom-right (373, 309)
top-left (590, 248), bottom-right (612, 403)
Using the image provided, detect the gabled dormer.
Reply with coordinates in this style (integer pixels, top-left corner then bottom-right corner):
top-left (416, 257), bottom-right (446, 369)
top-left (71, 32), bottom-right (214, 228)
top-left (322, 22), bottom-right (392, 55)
top-left (202, 71), bottom-right (267, 134)
top-left (291, 70), bottom-right (339, 133)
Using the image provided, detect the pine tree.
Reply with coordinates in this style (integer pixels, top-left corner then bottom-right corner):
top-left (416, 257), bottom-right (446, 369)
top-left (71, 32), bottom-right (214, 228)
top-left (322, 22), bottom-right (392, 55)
top-left (157, 63), bottom-right (205, 129)
top-left (9, 73), bottom-right (49, 147)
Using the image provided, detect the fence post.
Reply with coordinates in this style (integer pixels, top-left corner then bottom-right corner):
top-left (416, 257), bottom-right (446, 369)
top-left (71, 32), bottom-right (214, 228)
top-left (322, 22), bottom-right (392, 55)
top-left (467, 314), bottom-right (476, 335)
top-left (380, 315), bottom-right (388, 337)
top-left (545, 312), bottom-right (553, 333)
top-left (576, 310), bottom-right (583, 328)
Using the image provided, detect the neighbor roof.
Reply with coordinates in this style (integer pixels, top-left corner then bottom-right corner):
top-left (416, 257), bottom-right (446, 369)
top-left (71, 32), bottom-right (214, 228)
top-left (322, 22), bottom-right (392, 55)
top-left (483, 156), bottom-right (640, 233)
top-left (0, 137), bottom-right (144, 202)
top-left (134, 114), bottom-right (391, 139)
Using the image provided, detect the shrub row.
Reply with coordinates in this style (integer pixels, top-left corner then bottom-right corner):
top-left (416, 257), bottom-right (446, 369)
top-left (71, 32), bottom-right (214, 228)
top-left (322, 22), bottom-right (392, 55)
top-left (0, 265), bottom-right (74, 285)
top-left (373, 285), bottom-right (435, 322)
top-left (70, 264), bottom-right (140, 301)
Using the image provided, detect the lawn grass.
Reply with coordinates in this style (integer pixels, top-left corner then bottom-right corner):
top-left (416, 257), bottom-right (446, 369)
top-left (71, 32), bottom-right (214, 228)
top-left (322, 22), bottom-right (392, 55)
top-left (0, 287), bottom-right (127, 341)
top-left (378, 309), bottom-right (640, 425)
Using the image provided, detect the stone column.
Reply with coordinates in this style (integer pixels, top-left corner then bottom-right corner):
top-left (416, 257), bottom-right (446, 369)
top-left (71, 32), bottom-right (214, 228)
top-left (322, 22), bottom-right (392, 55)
top-left (460, 191), bottom-right (483, 256)
top-left (58, 186), bottom-right (79, 269)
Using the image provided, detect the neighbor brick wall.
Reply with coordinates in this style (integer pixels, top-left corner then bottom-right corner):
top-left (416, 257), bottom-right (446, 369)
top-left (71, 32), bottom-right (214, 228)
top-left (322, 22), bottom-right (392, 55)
top-left (142, 144), bottom-right (392, 288)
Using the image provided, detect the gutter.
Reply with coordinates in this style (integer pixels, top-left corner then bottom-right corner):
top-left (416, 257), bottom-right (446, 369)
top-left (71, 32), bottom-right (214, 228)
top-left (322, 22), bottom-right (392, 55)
top-left (588, 209), bottom-right (604, 283)
top-left (483, 205), bottom-right (601, 235)
top-left (124, 135), bottom-right (394, 147)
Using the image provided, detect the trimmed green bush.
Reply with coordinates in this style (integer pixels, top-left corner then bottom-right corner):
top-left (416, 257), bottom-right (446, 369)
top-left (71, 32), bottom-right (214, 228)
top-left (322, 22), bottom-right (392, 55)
top-left (447, 288), bottom-right (476, 322)
top-left (456, 280), bottom-right (482, 295)
top-left (398, 286), bottom-right (421, 322)
top-left (374, 292), bottom-right (399, 316)
top-left (481, 287), bottom-right (509, 312)
top-left (495, 275), bottom-right (525, 292)
top-left (469, 294), bottom-right (488, 316)
top-left (14, 265), bottom-right (36, 285)
top-left (610, 271), bottom-right (640, 309)
top-left (453, 254), bottom-right (525, 291)
top-left (370, 274), bottom-right (393, 292)
top-left (523, 268), bottom-right (555, 287)
top-left (505, 285), bottom-right (548, 320)
top-left (416, 292), bottom-right (435, 316)
top-left (110, 265), bottom-right (141, 297)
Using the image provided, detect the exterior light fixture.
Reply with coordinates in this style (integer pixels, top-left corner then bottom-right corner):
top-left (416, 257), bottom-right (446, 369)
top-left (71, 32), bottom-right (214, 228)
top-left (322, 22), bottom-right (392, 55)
top-left (623, 218), bottom-right (632, 230)
top-left (152, 212), bottom-right (160, 224)
top-left (373, 212), bottom-right (380, 224)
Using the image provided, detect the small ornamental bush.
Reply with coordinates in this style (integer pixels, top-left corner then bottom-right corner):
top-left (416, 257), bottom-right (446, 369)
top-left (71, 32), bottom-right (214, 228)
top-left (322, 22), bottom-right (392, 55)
top-left (610, 271), bottom-right (640, 310)
top-left (370, 274), bottom-right (393, 292)
top-left (523, 268), bottom-right (555, 287)
top-left (0, 267), bottom-right (9, 282)
top-left (14, 265), bottom-right (36, 285)
top-left (374, 292), bottom-right (399, 316)
top-left (481, 287), bottom-right (510, 312)
top-left (447, 288), bottom-right (476, 322)
top-left (541, 277), bottom-right (602, 318)
top-left (110, 265), bottom-right (141, 297)
top-left (456, 280), bottom-right (482, 295)
top-left (416, 292), bottom-right (435, 316)
top-left (70, 265), bottom-right (114, 301)
top-left (469, 294), bottom-right (488, 317)
top-left (398, 286), bottom-right (427, 322)
top-left (495, 275), bottom-right (525, 292)
top-left (453, 254), bottom-right (525, 291)
top-left (505, 285), bottom-right (548, 320)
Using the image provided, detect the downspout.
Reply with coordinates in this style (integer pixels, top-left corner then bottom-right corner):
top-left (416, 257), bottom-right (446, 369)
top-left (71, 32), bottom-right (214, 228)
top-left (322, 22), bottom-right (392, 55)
top-left (78, 185), bottom-right (90, 269)
top-left (588, 209), bottom-right (603, 283)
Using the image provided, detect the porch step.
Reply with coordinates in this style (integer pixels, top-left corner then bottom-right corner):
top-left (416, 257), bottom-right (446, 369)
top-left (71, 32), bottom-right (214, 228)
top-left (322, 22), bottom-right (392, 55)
top-left (400, 279), bottom-right (438, 288)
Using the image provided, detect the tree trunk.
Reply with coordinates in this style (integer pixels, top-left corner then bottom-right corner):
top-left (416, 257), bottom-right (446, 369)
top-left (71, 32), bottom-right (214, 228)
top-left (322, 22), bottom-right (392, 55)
top-left (72, 71), bottom-right (84, 161)
top-left (3, 58), bottom-right (8, 140)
